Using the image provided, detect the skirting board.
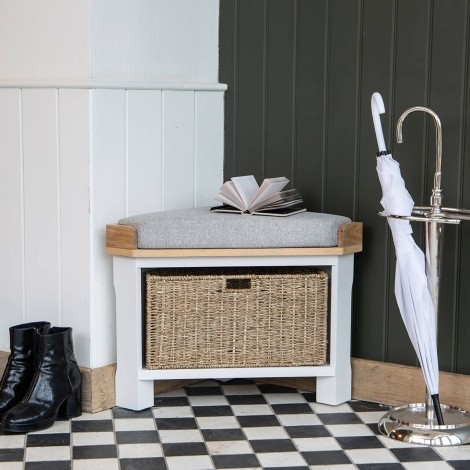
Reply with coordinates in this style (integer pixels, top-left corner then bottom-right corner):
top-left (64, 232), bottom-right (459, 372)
top-left (0, 351), bottom-right (198, 413)
top-left (0, 351), bottom-right (7, 378)
top-left (2, 352), bottom-right (469, 413)
top-left (80, 364), bottom-right (117, 413)
top-left (81, 368), bottom-right (200, 412)
top-left (0, 351), bottom-right (116, 414)
top-left (351, 358), bottom-right (470, 411)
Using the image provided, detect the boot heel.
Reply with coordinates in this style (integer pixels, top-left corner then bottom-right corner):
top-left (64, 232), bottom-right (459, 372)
top-left (59, 387), bottom-right (82, 419)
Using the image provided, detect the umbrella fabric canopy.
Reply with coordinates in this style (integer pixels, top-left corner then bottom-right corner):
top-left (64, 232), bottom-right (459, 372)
top-left (377, 153), bottom-right (443, 424)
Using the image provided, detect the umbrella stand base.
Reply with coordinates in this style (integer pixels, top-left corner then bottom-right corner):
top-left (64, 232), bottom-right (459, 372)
top-left (379, 403), bottom-right (470, 446)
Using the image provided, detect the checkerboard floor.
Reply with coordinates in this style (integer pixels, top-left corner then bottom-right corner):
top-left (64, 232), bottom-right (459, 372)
top-left (1, 380), bottom-right (470, 469)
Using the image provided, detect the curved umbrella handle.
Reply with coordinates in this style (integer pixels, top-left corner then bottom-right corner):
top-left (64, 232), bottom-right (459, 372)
top-left (371, 92), bottom-right (387, 153)
top-left (396, 107), bottom-right (443, 214)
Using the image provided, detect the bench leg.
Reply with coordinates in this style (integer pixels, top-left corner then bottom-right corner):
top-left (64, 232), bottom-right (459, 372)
top-left (316, 370), bottom-right (352, 405)
top-left (113, 256), bottom-right (154, 410)
top-left (316, 255), bottom-right (354, 405)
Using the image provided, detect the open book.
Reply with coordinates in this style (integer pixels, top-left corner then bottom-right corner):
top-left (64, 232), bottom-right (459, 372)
top-left (211, 175), bottom-right (306, 217)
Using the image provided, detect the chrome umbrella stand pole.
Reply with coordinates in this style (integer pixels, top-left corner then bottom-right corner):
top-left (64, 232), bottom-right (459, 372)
top-left (378, 106), bottom-right (470, 446)
top-left (424, 217), bottom-right (444, 423)
top-left (425, 157), bottom-right (445, 424)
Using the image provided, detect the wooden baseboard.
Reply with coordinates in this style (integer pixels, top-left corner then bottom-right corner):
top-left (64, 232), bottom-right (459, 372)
top-left (259, 358), bottom-right (470, 411)
top-left (80, 364), bottom-right (116, 413)
top-left (0, 351), bottom-right (113, 414)
top-left (87, 359), bottom-right (470, 412)
top-left (351, 357), bottom-right (470, 411)
top-left (2, 351), bottom-right (469, 412)
top-left (0, 351), bottom-right (200, 413)
top-left (0, 351), bottom-right (8, 374)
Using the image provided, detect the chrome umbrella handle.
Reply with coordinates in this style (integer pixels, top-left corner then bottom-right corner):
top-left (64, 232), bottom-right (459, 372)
top-left (396, 106), bottom-right (443, 215)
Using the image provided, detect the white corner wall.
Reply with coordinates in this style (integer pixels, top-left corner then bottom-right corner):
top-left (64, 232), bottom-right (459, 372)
top-left (0, 0), bottom-right (224, 369)
top-left (0, 0), bottom-right (219, 84)
top-left (89, 87), bottom-right (224, 368)
top-left (0, 1), bottom-right (90, 80)
top-left (0, 89), bottom-right (92, 364)
top-left (90, 0), bottom-right (220, 83)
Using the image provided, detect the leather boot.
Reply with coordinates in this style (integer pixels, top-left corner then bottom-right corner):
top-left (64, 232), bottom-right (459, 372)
top-left (1, 326), bottom-right (82, 432)
top-left (0, 321), bottom-right (51, 420)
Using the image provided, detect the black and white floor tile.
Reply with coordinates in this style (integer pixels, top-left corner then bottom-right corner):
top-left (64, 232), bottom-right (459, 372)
top-left (1, 379), bottom-right (470, 469)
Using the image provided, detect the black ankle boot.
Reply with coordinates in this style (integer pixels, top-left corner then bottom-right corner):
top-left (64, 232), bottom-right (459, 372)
top-left (0, 321), bottom-right (51, 420)
top-left (1, 326), bottom-right (82, 432)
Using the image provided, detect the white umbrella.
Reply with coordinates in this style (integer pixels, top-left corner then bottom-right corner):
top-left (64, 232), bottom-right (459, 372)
top-left (371, 93), bottom-right (443, 424)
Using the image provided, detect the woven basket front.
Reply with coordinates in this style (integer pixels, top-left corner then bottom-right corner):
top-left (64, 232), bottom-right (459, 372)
top-left (145, 267), bottom-right (328, 370)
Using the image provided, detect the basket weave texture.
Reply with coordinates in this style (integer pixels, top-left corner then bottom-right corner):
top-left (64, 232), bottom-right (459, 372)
top-left (145, 267), bottom-right (328, 370)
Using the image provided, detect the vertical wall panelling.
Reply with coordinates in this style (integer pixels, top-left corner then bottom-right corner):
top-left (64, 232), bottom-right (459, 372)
top-left (0, 83), bottom-right (225, 368)
top-left (265, 0), bottom-right (296, 180)
top-left (384, 0), bottom-right (432, 366)
top-left (324, 0), bottom-right (362, 218)
top-left (428, 0), bottom-right (468, 372)
top-left (392, 0), bottom-right (431, 206)
top-left (22, 89), bottom-right (61, 327)
top-left (0, 89), bottom-right (24, 351)
top-left (91, 89), bottom-right (126, 368)
top-left (236, 0), bottom-right (267, 179)
top-left (219, 0), bottom-right (470, 373)
top-left (126, 90), bottom-right (163, 216)
top-left (194, 92), bottom-right (225, 207)
top-left (457, 16), bottom-right (470, 372)
top-left (353, 0), bottom-right (398, 361)
top-left (294, 0), bottom-right (328, 212)
top-left (58, 89), bottom-right (91, 366)
top-left (219, 0), bottom-right (238, 179)
top-left (162, 91), bottom-right (196, 210)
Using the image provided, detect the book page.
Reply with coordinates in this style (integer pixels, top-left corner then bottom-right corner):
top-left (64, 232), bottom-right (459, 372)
top-left (249, 177), bottom-right (289, 210)
top-left (231, 175), bottom-right (259, 210)
top-left (252, 207), bottom-right (306, 217)
top-left (214, 181), bottom-right (245, 210)
top-left (255, 199), bottom-right (303, 210)
top-left (210, 205), bottom-right (243, 214)
top-left (252, 189), bottom-right (302, 210)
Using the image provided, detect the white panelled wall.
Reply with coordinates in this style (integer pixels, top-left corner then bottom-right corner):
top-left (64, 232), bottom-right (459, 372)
top-left (0, 86), bottom-right (224, 368)
top-left (0, 0), bottom-right (223, 371)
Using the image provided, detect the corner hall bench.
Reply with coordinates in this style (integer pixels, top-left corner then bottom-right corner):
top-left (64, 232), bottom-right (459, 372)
top-left (106, 207), bottom-right (363, 411)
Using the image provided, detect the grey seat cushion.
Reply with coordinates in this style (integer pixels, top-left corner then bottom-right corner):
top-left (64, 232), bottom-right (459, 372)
top-left (119, 207), bottom-right (351, 249)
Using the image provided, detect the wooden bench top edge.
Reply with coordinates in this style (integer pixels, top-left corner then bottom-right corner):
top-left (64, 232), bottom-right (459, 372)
top-left (106, 221), bottom-right (363, 257)
top-left (106, 244), bottom-right (362, 258)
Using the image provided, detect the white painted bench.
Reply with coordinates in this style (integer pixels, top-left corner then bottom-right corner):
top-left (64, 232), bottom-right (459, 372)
top-left (106, 211), bottom-right (362, 411)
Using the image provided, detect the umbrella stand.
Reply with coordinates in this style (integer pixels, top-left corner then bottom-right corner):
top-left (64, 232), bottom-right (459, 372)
top-left (378, 106), bottom-right (470, 446)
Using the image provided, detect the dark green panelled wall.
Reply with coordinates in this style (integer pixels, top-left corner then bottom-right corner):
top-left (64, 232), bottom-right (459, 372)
top-left (219, 0), bottom-right (470, 374)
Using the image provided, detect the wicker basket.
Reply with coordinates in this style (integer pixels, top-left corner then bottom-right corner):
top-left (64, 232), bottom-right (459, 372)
top-left (145, 267), bottom-right (328, 370)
